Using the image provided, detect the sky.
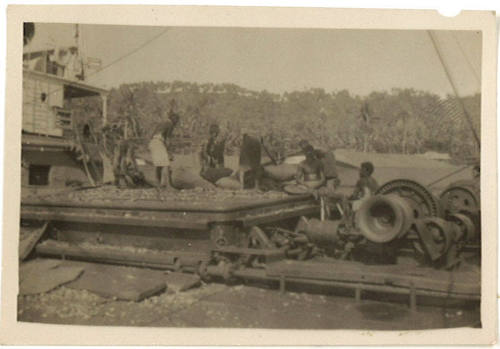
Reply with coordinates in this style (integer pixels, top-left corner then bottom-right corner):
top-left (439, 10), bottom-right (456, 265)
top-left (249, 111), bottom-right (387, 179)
top-left (25, 23), bottom-right (482, 97)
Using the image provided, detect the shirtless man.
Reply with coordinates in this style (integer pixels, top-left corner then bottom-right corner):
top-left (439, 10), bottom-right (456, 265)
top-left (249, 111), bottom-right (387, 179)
top-left (298, 140), bottom-right (339, 191)
top-left (350, 161), bottom-right (379, 211)
top-left (296, 144), bottom-right (325, 189)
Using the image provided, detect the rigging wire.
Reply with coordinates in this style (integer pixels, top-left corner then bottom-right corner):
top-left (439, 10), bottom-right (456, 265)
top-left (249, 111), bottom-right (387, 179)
top-left (452, 32), bottom-right (481, 86)
top-left (45, 27), bottom-right (170, 97)
top-left (88, 27), bottom-right (170, 80)
top-left (427, 30), bottom-right (481, 150)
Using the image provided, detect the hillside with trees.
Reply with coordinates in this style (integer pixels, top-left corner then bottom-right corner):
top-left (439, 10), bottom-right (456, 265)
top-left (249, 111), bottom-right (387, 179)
top-left (69, 81), bottom-right (480, 164)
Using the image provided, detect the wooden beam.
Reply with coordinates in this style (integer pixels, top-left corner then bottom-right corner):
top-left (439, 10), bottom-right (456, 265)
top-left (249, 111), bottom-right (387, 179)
top-left (19, 221), bottom-right (49, 261)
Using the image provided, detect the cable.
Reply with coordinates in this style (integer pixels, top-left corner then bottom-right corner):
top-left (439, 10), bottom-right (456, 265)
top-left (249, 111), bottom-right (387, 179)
top-left (43, 27), bottom-right (170, 96)
top-left (427, 30), bottom-right (480, 150)
top-left (88, 27), bottom-right (170, 79)
top-left (452, 32), bottom-right (481, 86)
top-left (427, 165), bottom-right (470, 188)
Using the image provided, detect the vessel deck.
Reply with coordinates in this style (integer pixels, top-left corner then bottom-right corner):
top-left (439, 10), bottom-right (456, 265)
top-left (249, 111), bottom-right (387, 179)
top-left (21, 187), bottom-right (319, 229)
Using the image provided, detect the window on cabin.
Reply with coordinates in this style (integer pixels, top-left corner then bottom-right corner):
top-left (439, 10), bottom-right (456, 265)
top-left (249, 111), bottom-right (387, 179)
top-left (28, 165), bottom-right (50, 185)
top-left (54, 108), bottom-right (72, 130)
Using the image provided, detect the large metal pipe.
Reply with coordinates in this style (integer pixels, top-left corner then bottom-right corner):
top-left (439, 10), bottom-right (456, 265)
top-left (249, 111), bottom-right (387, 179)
top-left (295, 217), bottom-right (341, 245)
top-left (355, 194), bottom-right (415, 243)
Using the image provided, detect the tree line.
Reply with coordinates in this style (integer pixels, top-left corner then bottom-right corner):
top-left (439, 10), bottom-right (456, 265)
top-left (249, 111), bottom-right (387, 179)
top-left (69, 81), bottom-right (481, 164)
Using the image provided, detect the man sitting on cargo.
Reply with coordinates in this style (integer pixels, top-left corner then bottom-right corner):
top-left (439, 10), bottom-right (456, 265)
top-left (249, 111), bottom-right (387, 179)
top-left (149, 111), bottom-right (180, 189)
top-left (313, 161), bottom-right (378, 221)
top-left (113, 138), bottom-right (148, 188)
top-left (296, 144), bottom-right (325, 189)
top-left (349, 161), bottom-right (379, 211)
top-left (298, 140), bottom-right (340, 191)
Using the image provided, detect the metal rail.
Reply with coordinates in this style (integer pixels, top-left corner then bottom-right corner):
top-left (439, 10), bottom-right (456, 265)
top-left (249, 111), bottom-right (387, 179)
top-left (36, 240), bottom-right (480, 308)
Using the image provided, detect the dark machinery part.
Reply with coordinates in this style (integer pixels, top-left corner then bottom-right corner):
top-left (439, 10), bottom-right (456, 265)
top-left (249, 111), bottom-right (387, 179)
top-left (295, 217), bottom-right (342, 245)
top-left (282, 180), bottom-right (443, 262)
top-left (248, 226), bottom-right (274, 249)
top-left (439, 179), bottom-right (480, 242)
top-left (278, 178), bottom-right (481, 270)
top-left (294, 217), bottom-right (354, 258)
top-left (355, 194), bottom-right (415, 243)
top-left (376, 179), bottom-right (441, 218)
top-left (448, 212), bottom-right (477, 242)
top-left (414, 217), bottom-right (454, 262)
top-left (440, 180), bottom-right (480, 215)
top-left (414, 215), bottom-right (476, 269)
top-left (210, 223), bottom-right (244, 248)
top-left (264, 225), bottom-right (320, 261)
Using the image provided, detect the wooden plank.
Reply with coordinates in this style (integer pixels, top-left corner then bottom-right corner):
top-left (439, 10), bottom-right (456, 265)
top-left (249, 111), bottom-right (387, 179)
top-left (266, 260), bottom-right (480, 295)
top-left (214, 246), bottom-right (285, 264)
top-left (19, 222), bottom-right (49, 261)
top-left (22, 209), bottom-right (209, 230)
top-left (19, 259), bottom-right (84, 295)
top-left (36, 239), bottom-right (211, 268)
top-left (19, 259), bottom-right (61, 284)
top-left (242, 205), bottom-right (318, 227)
top-left (165, 272), bottom-right (201, 293)
top-left (64, 261), bottom-right (166, 301)
top-left (214, 246), bottom-right (282, 256)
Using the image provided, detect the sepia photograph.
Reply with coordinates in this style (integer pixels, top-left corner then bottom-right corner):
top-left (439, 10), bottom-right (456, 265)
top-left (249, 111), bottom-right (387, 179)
top-left (2, 5), bottom-right (497, 346)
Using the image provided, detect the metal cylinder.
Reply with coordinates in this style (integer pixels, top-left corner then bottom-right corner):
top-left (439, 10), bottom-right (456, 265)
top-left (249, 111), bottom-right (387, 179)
top-left (295, 217), bottom-right (341, 245)
top-left (448, 212), bottom-right (477, 242)
top-left (440, 180), bottom-right (480, 215)
top-left (355, 194), bottom-right (415, 243)
top-left (414, 217), bottom-right (455, 262)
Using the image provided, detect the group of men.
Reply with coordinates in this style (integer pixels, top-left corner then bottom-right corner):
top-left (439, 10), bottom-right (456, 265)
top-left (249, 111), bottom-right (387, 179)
top-left (107, 110), bottom-right (179, 188)
top-left (111, 109), bottom-right (380, 208)
top-left (294, 139), bottom-right (379, 216)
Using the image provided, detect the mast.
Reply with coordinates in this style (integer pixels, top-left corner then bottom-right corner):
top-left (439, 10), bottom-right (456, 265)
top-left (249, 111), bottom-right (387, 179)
top-left (75, 23), bottom-right (85, 80)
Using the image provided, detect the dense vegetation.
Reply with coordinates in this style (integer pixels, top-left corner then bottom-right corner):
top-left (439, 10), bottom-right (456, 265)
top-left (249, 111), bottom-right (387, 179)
top-left (70, 81), bottom-right (480, 164)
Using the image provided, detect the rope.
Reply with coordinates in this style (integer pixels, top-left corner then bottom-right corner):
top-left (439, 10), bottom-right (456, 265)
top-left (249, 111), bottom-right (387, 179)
top-left (452, 32), bottom-right (481, 86)
top-left (426, 165), bottom-right (470, 188)
top-left (88, 28), bottom-right (170, 79)
top-left (427, 31), bottom-right (481, 150)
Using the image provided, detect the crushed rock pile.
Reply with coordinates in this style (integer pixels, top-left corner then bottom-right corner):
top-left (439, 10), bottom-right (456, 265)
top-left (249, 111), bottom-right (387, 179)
top-left (23, 186), bottom-right (291, 203)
